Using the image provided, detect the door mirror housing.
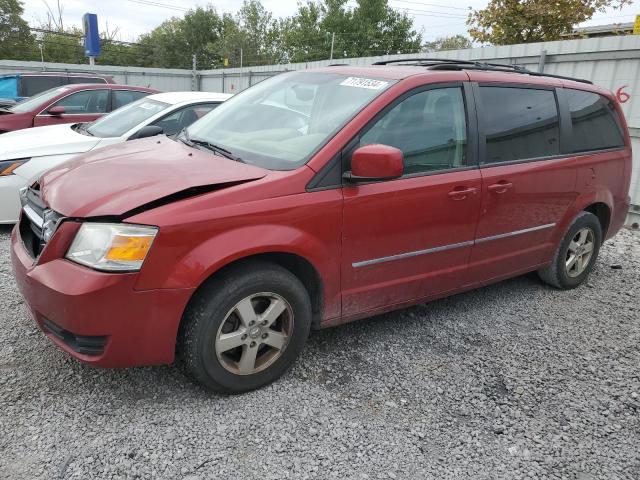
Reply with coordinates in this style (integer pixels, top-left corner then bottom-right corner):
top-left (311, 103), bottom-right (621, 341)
top-left (48, 106), bottom-right (65, 115)
top-left (130, 125), bottom-right (163, 140)
top-left (344, 144), bottom-right (404, 182)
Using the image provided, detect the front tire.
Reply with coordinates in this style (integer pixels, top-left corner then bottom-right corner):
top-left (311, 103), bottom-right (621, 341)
top-left (177, 261), bottom-right (312, 394)
top-left (538, 211), bottom-right (602, 289)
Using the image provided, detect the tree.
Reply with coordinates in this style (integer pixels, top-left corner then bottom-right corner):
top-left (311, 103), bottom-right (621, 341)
top-left (4, 0), bottom-right (425, 68)
top-left (0, 0), bottom-right (36, 60)
top-left (37, 28), bottom-right (85, 64)
top-left (279, 1), bottom-right (335, 63)
top-left (468, 0), bottom-right (633, 45)
top-left (281, 0), bottom-right (422, 63)
top-left (232, 0), bottom-right (282, 66)
top-left (137, 6), bottom-right (227, 69)
top-left (423, 35), bottom-right (472, 52)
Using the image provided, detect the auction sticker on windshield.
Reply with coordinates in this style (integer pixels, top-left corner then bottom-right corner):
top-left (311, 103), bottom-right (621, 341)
top-left (340, 77), bottom-right (388, 90)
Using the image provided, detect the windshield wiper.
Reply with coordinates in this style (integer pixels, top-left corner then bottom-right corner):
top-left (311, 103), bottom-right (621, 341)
top-left (179, 128), bottom-right (243, 163)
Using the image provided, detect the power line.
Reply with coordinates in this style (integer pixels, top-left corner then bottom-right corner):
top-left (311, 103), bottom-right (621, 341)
top-left (399, 9), bottom-right (469, 19)
top-left (390, 0), bottom-right (471, 10)
top-left (122, 0), bottom-right (188, 12)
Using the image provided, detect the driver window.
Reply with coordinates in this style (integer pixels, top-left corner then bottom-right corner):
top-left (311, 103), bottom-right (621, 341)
top-left (50, 89), bottom-right (109, 114)
top-left (360, 87), bottom-right (467, 175)
top-left (152, 103), bottom-right (218, 136)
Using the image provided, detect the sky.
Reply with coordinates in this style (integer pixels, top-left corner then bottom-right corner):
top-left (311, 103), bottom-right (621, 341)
top-left (20, 0), bottom-right (640, 42)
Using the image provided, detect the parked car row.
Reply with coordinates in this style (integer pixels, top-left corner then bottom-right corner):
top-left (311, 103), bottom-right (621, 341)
top-left (0, 83), bottom-right (158, 133)
top-left (0, 91), bottom-right (231, 223)
top-left (7, 61), bottom-right (632, 395)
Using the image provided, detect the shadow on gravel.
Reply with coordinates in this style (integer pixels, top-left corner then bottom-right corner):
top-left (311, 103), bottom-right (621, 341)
top-left (43, 271), bottom-right (544, 398)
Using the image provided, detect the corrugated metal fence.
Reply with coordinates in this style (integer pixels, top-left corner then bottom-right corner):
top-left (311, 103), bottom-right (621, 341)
top-left (1, 35), bottom-right (639, 221)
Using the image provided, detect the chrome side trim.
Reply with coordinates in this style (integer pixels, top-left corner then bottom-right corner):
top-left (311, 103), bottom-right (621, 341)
top-left (352, 240), bottom-right (474, 268)
top-left (352, 222), bottom-right (557, 268)
top-left (22, 205), bottom-right (43, 229)
top-left (475, 223), bottom-right (556, 244)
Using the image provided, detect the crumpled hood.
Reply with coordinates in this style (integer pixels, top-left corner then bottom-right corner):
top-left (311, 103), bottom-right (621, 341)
top-left (40, 136), bottom-right (268, 218)
top-left (0, 123), bottom-right (100, 160)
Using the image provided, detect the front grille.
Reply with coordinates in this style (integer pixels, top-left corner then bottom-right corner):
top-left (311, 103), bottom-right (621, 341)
top-left (19, 185), bottom-right (62, 258)
top-left (41, 318), bottom-right (108, 356)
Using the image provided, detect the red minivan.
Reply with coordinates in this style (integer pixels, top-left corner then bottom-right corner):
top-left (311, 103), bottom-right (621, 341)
top-left (0, 83), bottom-right (158, 133)
top-left (11, 61), bottom-right (632, 394)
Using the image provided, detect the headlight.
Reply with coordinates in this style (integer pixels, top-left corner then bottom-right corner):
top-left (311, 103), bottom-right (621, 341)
top-left (66, 223), bottom-right (158, 272)
top-left (0, 158), bottom-right (29, 176)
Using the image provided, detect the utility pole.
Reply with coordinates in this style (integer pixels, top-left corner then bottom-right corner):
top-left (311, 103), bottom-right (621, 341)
top-left (191, 54), bottom-right (198, 91)
top-left (329, 32), bottom-right (335, 61)
top-left (38, 43), bottom-right (45, 70)
top-left (240, 48), bottom-right (244, 91)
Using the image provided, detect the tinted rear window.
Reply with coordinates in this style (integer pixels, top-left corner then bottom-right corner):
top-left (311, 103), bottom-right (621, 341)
top-left (21, 76), bottom-right (63, 96)
top-left (565, 89), bottom-right (625, 152)
top-left (479, 86), bottom-right (560, 164)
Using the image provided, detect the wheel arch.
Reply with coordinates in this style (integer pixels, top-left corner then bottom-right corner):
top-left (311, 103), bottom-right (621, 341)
top-left (583, 202), bottom-right (611, 238)
top-left (183, 251), bottom-right (325, 331)
top-left (556, 191), bottom-right (614, 244)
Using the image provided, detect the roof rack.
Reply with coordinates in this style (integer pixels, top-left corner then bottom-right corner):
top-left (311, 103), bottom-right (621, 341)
top-left (371, 58), bottom-right (592, 85)
top-left (372, 58), bottom-right (477, 66)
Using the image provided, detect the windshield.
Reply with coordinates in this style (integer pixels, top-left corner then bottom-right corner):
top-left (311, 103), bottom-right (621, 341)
top-left (186, 72), bottom-right (395, 170)
top-left (86, 98), bottom-right (169, 138)
top-left (9, 86), bottom-right (72, 113)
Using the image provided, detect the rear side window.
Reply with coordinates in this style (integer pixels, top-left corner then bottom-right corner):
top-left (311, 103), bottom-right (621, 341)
top-left (565, 89), bottom-right (625, 152)
top-left (479, 87), bottom-right (560, 164)
top-left (51, 90), bottom-right (110, 114)
top-left (113, 90), bottom-right (150, 109)
top-left (21, 76), bottom-right (63, 96)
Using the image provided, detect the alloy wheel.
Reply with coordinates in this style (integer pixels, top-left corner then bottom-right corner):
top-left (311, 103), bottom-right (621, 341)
top-left (214, 292), bottom-right (294, 375)
top-left (565, 227), bottom-right (595, 278)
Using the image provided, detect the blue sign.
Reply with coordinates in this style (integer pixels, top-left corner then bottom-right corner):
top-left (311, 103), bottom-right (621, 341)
top-left (83, 13), bottom-right (100, 57)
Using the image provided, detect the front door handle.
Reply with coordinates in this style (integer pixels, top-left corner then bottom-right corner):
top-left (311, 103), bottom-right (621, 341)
top-left (448, 187), bottom-right (478, 201)
top-left (487, 182), bottom-right (513, 194)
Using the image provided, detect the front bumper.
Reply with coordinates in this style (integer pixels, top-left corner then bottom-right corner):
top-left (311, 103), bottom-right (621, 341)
top-left (0, 174), bottom-right (28, 224)
top-left (10, 223), bottom-right (195, 368)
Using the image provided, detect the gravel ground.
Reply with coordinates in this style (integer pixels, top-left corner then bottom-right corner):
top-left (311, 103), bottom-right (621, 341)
top-left (0, 224), bottom-right (639, 480)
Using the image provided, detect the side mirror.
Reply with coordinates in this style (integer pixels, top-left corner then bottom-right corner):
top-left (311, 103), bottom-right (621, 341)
top-left (344, 144), bottom-right (404, 183)
top-left (48, 106), bottom-right (65, 115)
top-left (130, 125), bottom-right (163, 140)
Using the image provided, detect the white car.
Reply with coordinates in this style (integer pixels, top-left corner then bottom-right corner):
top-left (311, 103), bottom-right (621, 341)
top-left (0, 91), bottom-right (232, 223)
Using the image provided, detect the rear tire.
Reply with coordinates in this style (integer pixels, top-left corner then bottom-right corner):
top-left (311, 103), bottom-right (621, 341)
top-left (177, 261), bottom-right (312, 394)
top-left (538, 211), bottom-right (602, 289)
